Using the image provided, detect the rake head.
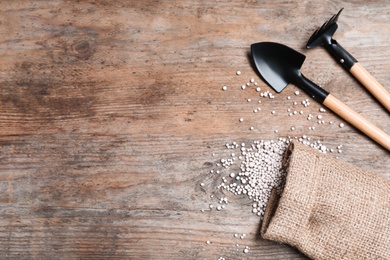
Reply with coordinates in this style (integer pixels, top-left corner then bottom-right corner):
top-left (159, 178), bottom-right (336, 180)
top-left (306, 8), bottom-right (343, 48)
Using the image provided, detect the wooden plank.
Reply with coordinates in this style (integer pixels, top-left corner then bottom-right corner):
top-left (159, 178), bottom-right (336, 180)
top-left (0, 0), bottom-right (389, 258)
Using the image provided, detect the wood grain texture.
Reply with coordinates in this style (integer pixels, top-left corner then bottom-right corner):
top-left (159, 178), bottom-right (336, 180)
top-left (0, 0), bottom-right (389, 259)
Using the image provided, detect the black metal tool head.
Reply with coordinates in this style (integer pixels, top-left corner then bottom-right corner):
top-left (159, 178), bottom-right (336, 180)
top-left (251, 42), bottom-right (306, 93)
top-left (306, 8), bottom-right (343, 48)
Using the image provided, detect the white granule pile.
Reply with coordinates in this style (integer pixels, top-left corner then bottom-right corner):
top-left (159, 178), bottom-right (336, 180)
top-left (206, 136), bottom-right (337, 220)
top-left (216, 138), bottom-right (290, 218)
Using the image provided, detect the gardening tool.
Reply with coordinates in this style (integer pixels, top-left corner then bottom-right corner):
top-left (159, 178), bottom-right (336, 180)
top-left (251, 41), bottom-right (390, 151)
top-left (306, 8), bottom-right (390, 112)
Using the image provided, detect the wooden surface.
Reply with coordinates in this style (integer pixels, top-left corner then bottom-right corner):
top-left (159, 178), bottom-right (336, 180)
top-left (1, 0), bottom-right (389, 259)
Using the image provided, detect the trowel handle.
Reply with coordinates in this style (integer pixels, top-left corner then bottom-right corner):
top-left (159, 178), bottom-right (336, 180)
top-left (350, 63), bottom-right (390, 112)
top-left (323, 94), bottom-right (390, 151)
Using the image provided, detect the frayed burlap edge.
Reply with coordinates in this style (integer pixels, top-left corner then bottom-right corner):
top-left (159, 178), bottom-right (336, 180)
top-left (261, 141), bottom-right (390, 260)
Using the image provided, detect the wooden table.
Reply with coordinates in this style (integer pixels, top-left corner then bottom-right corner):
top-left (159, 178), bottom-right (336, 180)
top-left (1, 1), bottom-right (389, 259)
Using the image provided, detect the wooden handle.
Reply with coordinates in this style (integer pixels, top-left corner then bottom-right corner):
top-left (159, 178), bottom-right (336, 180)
top-left (350, 63), bottom-right (390, 112)
top-left (323, 94), bottom-right (390, 151)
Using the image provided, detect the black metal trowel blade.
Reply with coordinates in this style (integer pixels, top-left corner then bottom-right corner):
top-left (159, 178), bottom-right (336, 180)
top-left (251, 42), bottom-right (306, 93)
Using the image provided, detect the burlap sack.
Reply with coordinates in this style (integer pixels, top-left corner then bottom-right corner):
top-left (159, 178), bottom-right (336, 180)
top-left (261, 141), bottom-right (390, 260)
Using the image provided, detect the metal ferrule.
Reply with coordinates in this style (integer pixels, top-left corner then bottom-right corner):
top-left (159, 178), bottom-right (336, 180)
top-left (325, 39), bottom-right (357, 71)
top-left (293, 73), bottom-right (329, 104)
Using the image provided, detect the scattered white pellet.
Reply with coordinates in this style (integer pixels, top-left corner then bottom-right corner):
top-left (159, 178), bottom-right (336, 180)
top-left (317, 115), bottom-right (323, 120)
top-left (291, 126), bottom-right (295, 131)
top-left (236, 71), bottom-right (241, 75)
top-left (256, 87), bottom-right (261, 92)
top-left (247, 98), bottom-right (251, 102)
top-left (222, 86), bottom-right (227, 91)
top-left (339, 123), bottom-right (345, 128)
top-left (200, 182), bottom-right (205, 187)
top-left (271, 110), bottom-right (276, 115)
top-left (294, 90), bottom-right (300, 95)
top-left (287, 96), bottom-right (291, 100)
top-left (250, 126), bottom-right (254, 131)
top-left (206, 240), bottom-right (211, 245)
top-left (241, 85), bottom-right (246, 90)
top-left (250, 78), bottom-right (255, 83)
top-left (239, 118), bottom-right (244, 122)
top-left (301, 99), bottom-right (311, 107)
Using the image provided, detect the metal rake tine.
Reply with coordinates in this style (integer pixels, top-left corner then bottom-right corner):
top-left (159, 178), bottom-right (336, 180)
top-left (332, 8), bottom-right (344, 23)
top-left (312, 20), bottom-right (328, 38)
top-left (328, 14), bottom-right (337, 24)
top-left (308, 27), bottom-right (320, 42)
top-left (319, 19), bottom-right (330, 32)
top-left (319, 8), bottom-right (344, 31)
top-left (326, 8), bottom-right (343, 25)
top-left (322, 13), bottom-right (337, 29)
top-left (315, 14), bottom-right (335, 36)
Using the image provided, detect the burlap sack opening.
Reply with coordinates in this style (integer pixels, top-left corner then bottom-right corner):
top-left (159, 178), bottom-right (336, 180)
top-left (261, 141), bottom-right (390, 260)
